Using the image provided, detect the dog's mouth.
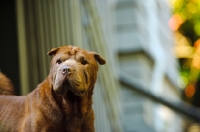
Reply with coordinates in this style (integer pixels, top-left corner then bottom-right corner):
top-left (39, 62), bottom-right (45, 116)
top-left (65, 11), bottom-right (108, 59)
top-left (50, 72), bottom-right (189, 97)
top-left (55, 80), bottom-right (86, 96)
top-left (53, 70), bottom-right (87, 96)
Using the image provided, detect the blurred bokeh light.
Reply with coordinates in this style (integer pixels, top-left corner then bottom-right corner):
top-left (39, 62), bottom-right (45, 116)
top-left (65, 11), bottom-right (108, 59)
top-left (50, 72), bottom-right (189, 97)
top-left (170, 0), bottom-right (200, 106)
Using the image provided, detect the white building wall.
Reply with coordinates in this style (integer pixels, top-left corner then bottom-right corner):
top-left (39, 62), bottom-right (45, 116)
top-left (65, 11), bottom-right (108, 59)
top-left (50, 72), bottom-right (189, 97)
top-left (88, 0), bottom-right (183, 131)
top-left (113, 0), bottom-right (183, 132)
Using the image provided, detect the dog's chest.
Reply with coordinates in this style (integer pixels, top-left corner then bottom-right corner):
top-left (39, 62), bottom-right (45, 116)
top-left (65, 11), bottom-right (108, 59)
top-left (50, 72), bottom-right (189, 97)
top-left (63, 110), bottom-right (84, 131)
top-left (63, 93), bottom-right (88, 115)
top-left (65, 100), bottom-right (87, 118)
top-left (62, 98), bottom-right (88, 129)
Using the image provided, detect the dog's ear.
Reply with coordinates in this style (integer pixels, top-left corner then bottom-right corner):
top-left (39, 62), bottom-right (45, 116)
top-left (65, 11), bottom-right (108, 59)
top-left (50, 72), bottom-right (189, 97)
top-left (47, 48), bottom-right (60, 56)
top-left (94, 53), bottom-right (106, 65)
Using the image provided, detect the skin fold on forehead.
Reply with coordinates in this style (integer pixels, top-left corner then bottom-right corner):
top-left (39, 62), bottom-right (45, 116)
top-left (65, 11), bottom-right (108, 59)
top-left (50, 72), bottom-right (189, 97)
top-left (49, 46), bottom-right (92, 57)
top-left (55, 47), bottom-right (97, 64)
top-left (57, 46), bottom-right (80, 55)
top-left (47, 45), bottom-right (106, 66)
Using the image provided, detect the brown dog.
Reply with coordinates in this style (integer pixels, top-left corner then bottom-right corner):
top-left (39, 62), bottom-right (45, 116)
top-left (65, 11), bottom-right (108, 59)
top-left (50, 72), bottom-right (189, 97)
top-left (0, 72), bottom-right (14, 95)
top-left (0, 46), bottom-right (106, 132)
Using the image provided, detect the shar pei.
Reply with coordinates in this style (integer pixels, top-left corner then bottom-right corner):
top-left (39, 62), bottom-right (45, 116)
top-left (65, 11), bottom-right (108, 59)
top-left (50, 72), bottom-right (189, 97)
top-left (0, 45), bottom-right (106, 132)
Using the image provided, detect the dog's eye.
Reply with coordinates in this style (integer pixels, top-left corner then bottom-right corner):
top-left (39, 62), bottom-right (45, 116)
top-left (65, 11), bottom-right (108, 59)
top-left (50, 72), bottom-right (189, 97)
top-left (56, 59), bottom-right (62, 64)
top-left (81, 60), bottom-right (88, 65)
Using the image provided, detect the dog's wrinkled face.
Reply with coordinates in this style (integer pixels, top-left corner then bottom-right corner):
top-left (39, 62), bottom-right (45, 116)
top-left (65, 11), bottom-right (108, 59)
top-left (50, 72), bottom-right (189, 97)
top-left (47, 46), bottom-right (106, 96)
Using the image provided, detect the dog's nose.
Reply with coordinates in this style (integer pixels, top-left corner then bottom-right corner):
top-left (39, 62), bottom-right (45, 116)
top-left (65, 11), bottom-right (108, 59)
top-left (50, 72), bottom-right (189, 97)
top-left (61, 66), bottom-right (74, 75)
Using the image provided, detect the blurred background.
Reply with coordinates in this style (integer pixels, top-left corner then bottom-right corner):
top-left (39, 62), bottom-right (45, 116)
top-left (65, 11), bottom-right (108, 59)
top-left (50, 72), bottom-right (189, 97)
top-left (1, 0), bottom-right (200, 132)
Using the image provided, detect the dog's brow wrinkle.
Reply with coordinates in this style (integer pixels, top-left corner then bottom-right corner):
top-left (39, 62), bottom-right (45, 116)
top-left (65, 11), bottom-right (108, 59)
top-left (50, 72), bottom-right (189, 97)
top-left (80, 56), bottom-right (84, 60)
top-left (69, 47), bottom-right (80, 55)
top-left (83, 69), bottom-right (88, 84)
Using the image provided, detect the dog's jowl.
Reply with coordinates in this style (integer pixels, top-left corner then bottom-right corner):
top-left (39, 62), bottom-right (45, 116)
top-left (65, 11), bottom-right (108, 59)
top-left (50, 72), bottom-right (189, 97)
top-left (0, 45), bottom-right (106, 132)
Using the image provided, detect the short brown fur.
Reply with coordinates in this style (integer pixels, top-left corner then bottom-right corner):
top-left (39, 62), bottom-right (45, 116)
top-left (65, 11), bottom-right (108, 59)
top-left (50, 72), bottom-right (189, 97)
top-left (0, 46), bottom-right (106, 132)
top-left (0, 72), bottom-right (15, 95)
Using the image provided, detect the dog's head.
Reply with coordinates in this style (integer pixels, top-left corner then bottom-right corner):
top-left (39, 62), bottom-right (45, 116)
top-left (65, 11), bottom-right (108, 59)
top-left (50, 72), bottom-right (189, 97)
top-left (47, 46), bottom-right (106, 96)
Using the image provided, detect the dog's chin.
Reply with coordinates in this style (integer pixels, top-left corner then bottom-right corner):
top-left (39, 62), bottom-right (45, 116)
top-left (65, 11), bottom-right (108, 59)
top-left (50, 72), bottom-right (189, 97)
top-left (54, 81), bottom-right (86, 97)
top-left (53, 81), bottom-right (68, 96)
top-left (54, 86), bottom-right (67, 96)
top-left (60, 79), bottom-right (85, 97)
top-left (69, 88), bottom-right (86, 96)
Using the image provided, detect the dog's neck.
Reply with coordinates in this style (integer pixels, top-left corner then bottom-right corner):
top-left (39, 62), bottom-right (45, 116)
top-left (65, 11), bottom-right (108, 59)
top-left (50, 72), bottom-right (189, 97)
top-left (40, 76), bottom-right (94, 130)
top-left (61, 88), bottom-right (93, 116)
top-left (59, 89), bottom-right (94, 130)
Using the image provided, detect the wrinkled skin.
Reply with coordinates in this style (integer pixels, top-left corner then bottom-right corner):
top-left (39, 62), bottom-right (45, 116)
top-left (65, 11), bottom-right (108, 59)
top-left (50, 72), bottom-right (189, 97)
top-left (0, 45), bottom-right (106, 132)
